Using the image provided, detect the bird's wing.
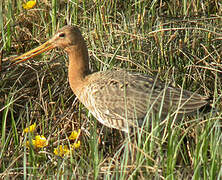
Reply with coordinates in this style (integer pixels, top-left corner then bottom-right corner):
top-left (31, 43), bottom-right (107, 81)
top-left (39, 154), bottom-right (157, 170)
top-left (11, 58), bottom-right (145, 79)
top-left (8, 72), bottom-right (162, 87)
top-left (86, 70), bottom-right (209, 130)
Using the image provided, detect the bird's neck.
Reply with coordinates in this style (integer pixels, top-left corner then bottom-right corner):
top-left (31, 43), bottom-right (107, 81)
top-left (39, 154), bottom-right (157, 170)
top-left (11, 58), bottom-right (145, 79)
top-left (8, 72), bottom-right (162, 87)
top-left (67, 44), bottom-right (91, 95)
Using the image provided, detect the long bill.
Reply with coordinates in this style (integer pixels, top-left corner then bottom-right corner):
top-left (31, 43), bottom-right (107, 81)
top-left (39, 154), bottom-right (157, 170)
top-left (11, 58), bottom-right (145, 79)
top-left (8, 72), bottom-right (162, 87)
top-left (10, 40), bottom-right (55, 66)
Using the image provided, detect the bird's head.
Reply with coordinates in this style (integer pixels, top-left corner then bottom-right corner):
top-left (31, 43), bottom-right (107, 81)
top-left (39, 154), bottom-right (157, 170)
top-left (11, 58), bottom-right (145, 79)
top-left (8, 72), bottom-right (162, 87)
top-left (10, 25), bottom-right (84, 65)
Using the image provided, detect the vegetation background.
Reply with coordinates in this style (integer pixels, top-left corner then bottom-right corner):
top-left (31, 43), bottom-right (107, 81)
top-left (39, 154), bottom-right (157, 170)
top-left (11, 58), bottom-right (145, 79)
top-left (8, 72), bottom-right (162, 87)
top-left (0, 0), bottom-right (222, 179)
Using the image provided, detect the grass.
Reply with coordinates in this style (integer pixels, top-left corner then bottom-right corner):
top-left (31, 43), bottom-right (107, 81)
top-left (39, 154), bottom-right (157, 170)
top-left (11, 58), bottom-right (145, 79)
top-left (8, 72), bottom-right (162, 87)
top-left (0, 0), bottom-right (222, 179)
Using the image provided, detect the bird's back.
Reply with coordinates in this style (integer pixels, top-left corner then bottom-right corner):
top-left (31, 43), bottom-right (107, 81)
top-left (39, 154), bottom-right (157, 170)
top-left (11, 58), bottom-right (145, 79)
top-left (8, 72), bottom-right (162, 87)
top-left (77, 70), bottom-right (209, 132)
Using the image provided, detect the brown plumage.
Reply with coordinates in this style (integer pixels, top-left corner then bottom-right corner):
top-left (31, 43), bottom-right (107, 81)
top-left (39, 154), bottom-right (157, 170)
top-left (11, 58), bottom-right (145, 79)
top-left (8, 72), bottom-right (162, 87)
top-left (11, 25), bottom-right (211, 132)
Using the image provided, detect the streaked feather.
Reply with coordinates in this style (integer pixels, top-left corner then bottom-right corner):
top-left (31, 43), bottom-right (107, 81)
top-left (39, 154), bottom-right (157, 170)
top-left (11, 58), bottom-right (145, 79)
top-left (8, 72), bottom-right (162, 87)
top-left (77, 70), bottom-right (209, 132)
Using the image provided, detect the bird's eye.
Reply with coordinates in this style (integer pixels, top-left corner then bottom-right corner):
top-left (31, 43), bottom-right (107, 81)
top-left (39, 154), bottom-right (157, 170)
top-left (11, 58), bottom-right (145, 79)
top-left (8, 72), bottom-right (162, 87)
top-left (59, 33), bottom-right (65, 38)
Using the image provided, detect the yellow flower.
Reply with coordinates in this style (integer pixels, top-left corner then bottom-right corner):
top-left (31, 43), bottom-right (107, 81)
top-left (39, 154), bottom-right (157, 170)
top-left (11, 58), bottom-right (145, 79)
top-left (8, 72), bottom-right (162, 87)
top-left (71, 140), bottom-right (81, 149)
top-left (25, 140), bottom-right (30, 147)
top-left (22, 0), bottom-right (36, 10)
top-left (54, 145), bottom-right (70, 157)
top-left (26, 135), bottom-right (48, 148)
top-left (23, 123), bottom-right (36, 133)
top-left (32, 135), bottom-right (48, 148)
top-left (69, 129), bottom-right (81, 140)
top-left (25, 135), bottom-right (48, 148)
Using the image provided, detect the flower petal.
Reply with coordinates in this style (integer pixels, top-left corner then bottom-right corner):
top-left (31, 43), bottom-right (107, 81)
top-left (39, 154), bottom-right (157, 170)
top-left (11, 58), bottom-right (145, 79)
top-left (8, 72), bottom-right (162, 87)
top-left (23, 1), bottom-right (36, 10)
top-left (72, 140), bottom-right (81, 149)
top-left (54, 145), bottom-right (70, 157)
top-left (69, 129), bottom-right (81, 140)
top-left (23, 123), bottom-right (36, 133)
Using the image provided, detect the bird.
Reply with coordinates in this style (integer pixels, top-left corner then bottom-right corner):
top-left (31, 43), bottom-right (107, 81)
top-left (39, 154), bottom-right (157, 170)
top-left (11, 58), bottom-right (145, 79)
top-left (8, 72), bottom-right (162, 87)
top-left (10, 25), bottom-right (212, 133)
